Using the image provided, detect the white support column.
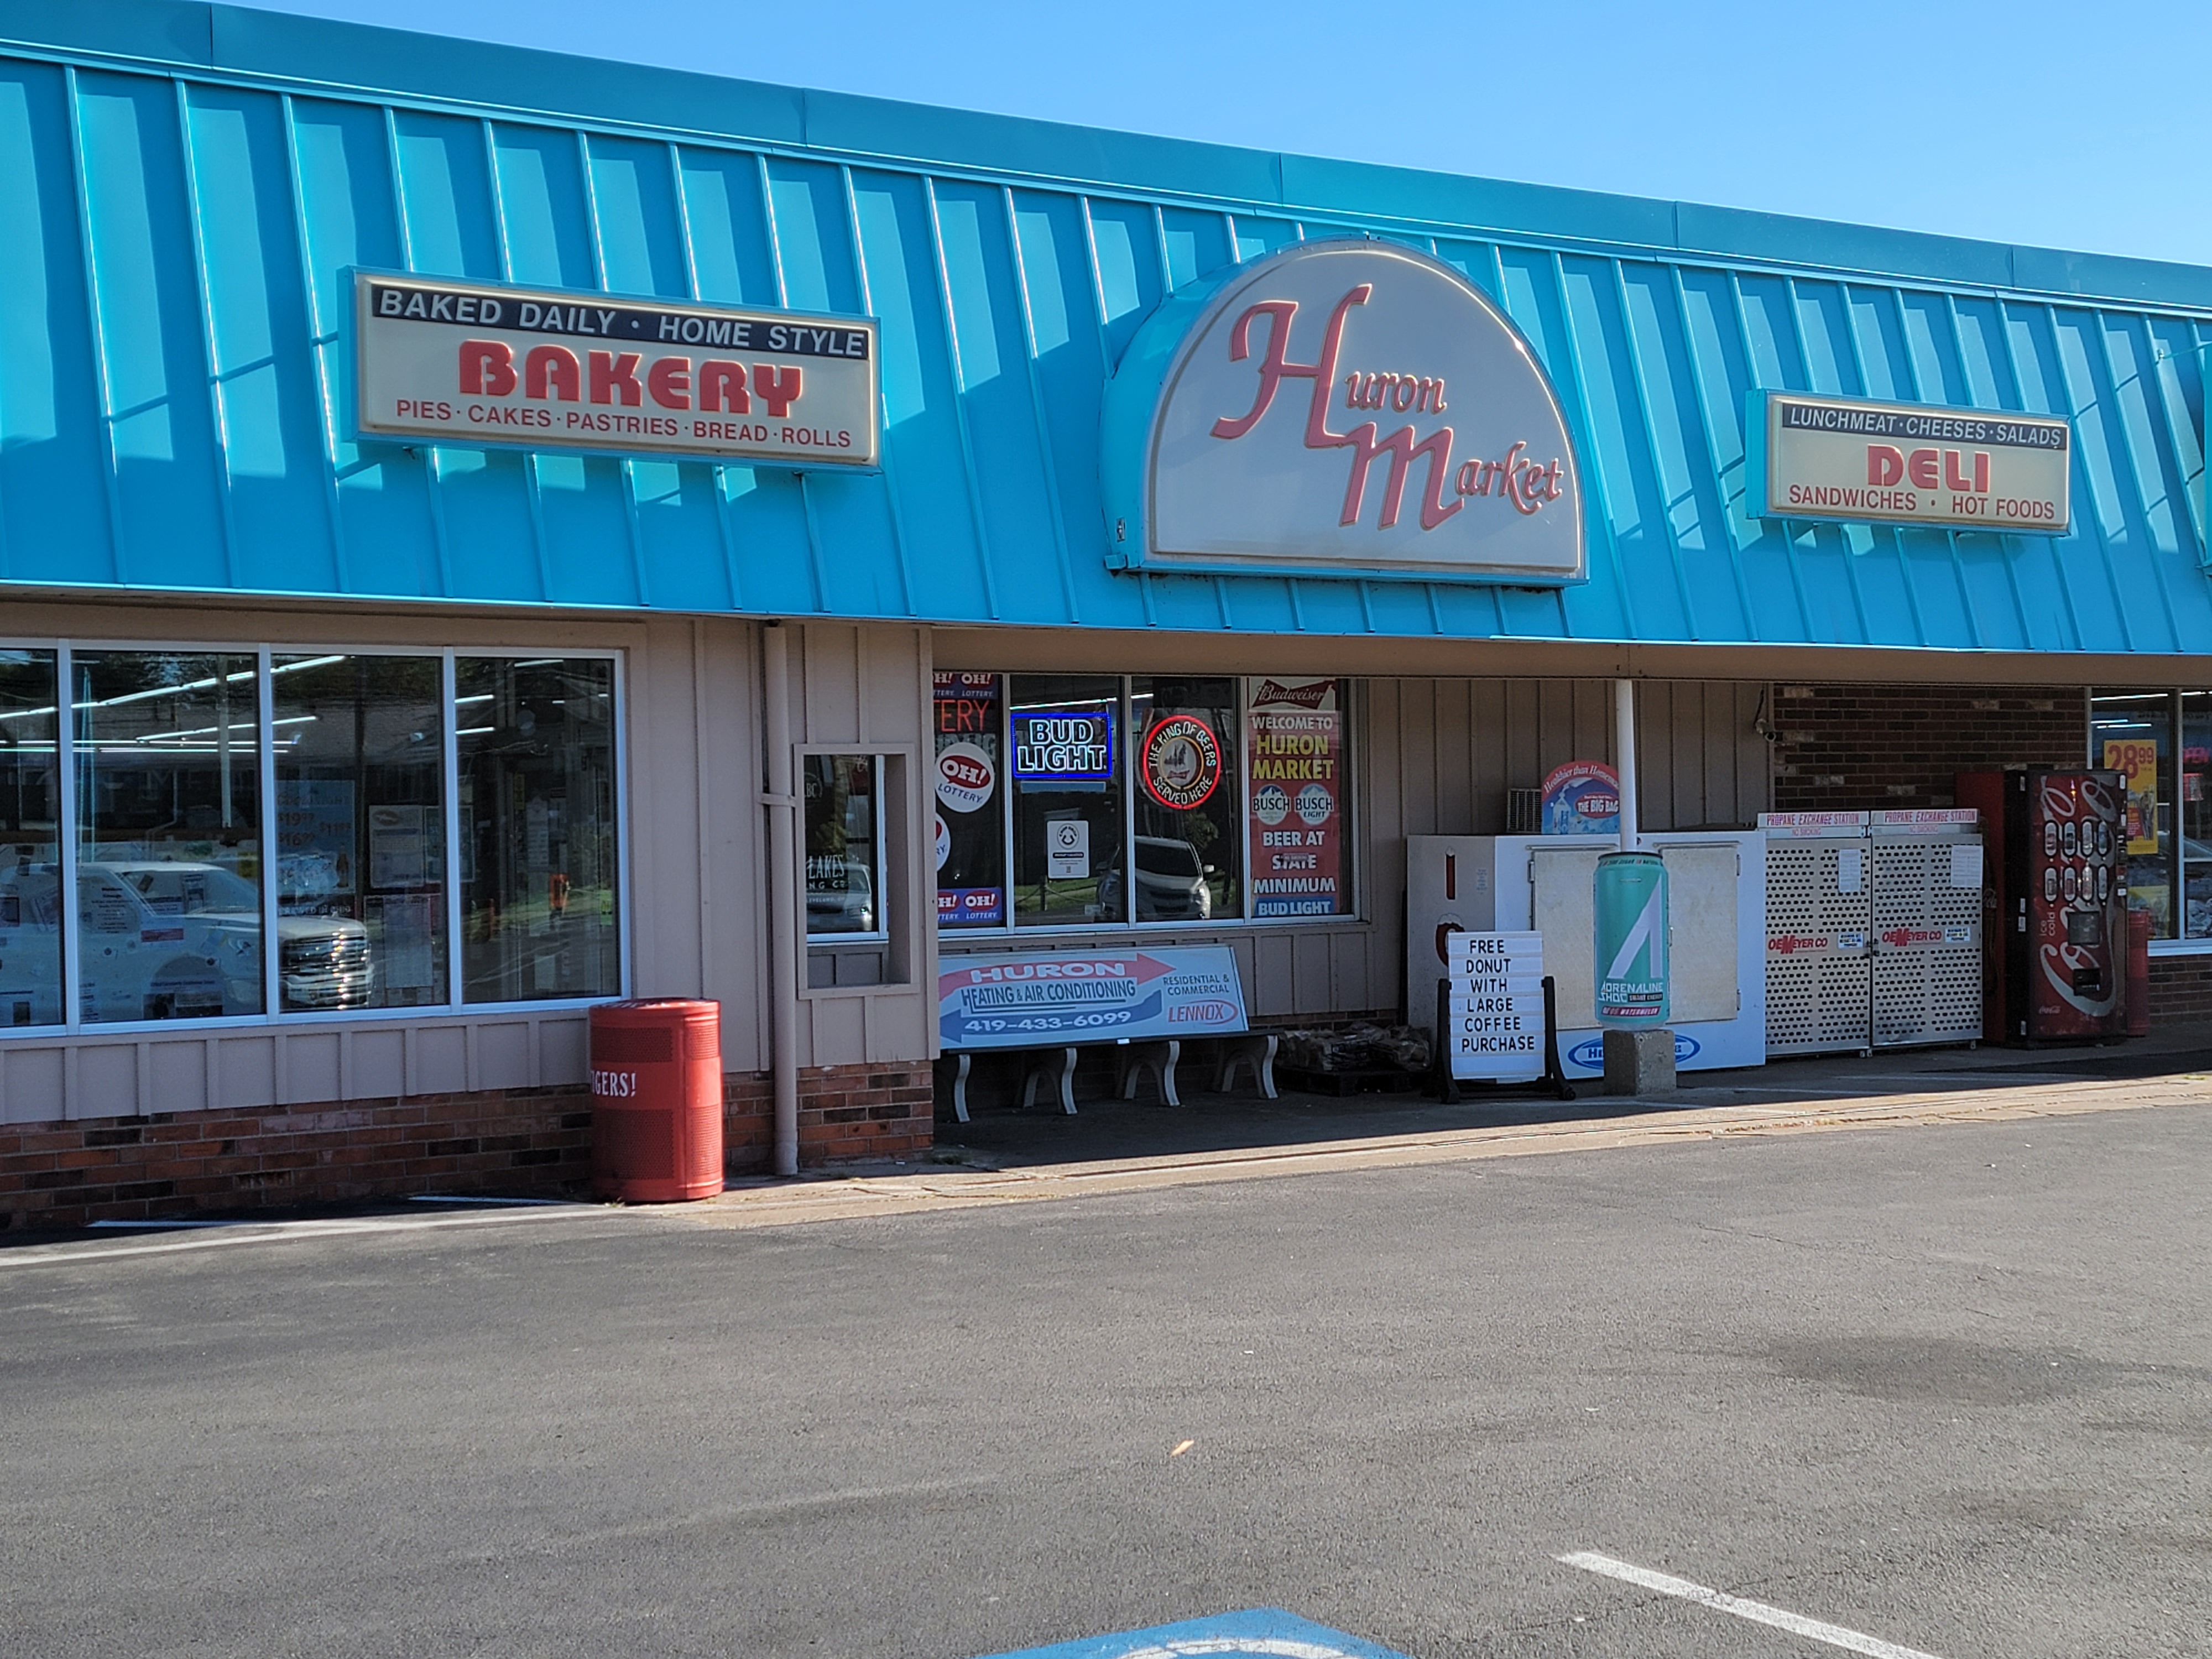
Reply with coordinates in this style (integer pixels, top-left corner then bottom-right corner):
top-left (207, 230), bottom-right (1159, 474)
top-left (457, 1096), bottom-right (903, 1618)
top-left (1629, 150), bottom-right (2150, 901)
top-left (1614, 677), bottom-right (1640, 851)
top-left (762, 623), bottom-right (801, 1178)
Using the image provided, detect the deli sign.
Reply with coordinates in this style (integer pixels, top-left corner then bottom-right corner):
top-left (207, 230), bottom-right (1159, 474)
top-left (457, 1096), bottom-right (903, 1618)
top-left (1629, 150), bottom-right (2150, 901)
top-left (352, 272), bottom-right (879, 468)
top-left (1749, 390), bottom-right (2069, 535)
top-left (1101, 239), bottom-right (1584, 585)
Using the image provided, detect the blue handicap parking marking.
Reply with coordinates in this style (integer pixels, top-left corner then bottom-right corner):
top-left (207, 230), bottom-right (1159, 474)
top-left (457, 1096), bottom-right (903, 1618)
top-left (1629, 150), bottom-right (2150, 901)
top-left (977, 1606), bottom-right (1413, 1659)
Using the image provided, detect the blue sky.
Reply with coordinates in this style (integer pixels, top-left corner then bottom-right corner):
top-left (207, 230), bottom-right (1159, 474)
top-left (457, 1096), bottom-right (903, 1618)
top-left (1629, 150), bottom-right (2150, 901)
top-left (252, 0), bottom-right (2212, 268)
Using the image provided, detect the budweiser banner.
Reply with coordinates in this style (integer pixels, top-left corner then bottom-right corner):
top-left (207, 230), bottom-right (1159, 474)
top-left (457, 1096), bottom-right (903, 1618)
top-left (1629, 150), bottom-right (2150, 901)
top-left (352, 272), bottom-right (879, 468)
top-left (1244, 676), bottom-right (1350, 917)
top-left (1750, 390), bottom-right (2069, 535)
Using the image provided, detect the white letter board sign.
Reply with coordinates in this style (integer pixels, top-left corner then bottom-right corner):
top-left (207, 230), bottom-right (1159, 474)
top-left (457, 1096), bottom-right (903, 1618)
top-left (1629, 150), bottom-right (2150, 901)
top-left (1446, 930), bottom-right (1545, 1082)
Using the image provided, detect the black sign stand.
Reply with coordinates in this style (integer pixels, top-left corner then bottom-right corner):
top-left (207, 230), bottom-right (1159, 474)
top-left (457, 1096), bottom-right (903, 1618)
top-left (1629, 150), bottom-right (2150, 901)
top-left (1433, 974), bottom-right (1577, 1105)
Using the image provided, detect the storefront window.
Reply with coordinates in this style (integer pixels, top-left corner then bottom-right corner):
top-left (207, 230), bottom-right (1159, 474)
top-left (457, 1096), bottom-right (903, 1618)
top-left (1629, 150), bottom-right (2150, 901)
top-left (0, 651), bottom-right (61, 1027)
top-left (273, 655), bottom-right (445, 1009)
top-left (944, 672), bottom-right (1358, 935)
top-left (2091, 691), bottom-right (2175, 938)
top-left (2184, 692), bottom-right (2212, 940)
top-left (457, 657), bottom-right (620, 1003)
top-left (1129, 676), bottom-right (1239, 922)
top-left (933, 673), bottom-right (1005, 929)
top-left (72, 651), bottom-right (264, 1022)
top-left (1011, 675), bottom-right (1124, 927)
top-left (804, 753), bottom-right (884, 938)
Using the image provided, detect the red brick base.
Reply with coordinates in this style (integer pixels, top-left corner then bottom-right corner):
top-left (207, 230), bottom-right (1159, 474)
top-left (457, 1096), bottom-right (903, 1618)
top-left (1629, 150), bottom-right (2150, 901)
top-left (0, 1061), bottom-right (938, 1232)
top-left (2147, 956), bottom-right (2212, 1025)
top-left (724, 1062), bottom-right (936, 1172)
top-left (0, 1087), bottom-right (594, 1233)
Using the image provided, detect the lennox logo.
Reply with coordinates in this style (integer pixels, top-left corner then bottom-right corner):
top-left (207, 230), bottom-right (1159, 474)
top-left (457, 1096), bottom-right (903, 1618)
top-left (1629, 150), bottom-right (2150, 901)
top-left (1168, 1001), bottom-right (1238, 1024)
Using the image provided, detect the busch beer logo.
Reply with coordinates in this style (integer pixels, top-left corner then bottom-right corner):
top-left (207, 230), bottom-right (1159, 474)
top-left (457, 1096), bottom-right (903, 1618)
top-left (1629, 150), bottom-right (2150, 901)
top-left (1113, 241), bottom-right (1584, 585)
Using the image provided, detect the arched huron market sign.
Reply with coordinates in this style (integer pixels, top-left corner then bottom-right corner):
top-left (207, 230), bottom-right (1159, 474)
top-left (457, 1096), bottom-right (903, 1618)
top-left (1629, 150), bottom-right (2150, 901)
top-left (1100, 240), bottom-right (1584, 585)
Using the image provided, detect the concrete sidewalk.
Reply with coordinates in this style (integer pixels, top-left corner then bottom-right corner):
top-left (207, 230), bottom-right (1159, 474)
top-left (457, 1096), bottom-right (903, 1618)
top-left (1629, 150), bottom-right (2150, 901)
top-left (927, 1023), bottom-right (2212, 1169)
top-left (680, 1025), bottom-right (2212, 1232)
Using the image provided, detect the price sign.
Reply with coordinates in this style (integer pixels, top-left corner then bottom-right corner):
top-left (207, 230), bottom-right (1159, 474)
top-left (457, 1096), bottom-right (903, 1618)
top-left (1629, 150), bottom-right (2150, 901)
top-left (1445, 930), bottom-right (1545, 1082)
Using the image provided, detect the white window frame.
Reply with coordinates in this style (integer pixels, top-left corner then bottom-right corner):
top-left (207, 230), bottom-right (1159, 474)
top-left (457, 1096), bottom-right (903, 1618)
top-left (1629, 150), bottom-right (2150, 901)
top-left (0, 635), bottom-right (632, 1038)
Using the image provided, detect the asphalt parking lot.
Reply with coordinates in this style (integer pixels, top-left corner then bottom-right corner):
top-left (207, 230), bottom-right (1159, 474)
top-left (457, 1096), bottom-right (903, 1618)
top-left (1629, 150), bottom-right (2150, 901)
top-left (3, 1087), bottom-right (2208, 1658)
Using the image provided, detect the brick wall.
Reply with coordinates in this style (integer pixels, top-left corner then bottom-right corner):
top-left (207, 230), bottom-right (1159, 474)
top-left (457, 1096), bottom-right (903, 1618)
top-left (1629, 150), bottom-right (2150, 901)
top-left (0, 1086), bottom-right (593, 1233)
top-left (1770, 683), bottom-right (2086, 811)
top-left (726, 1062), bottom-right (936, 1172)
top-left (2147, 956), bottom-right (2212, 1025)
top-left (1, 1060), bottom-right (938, 1232)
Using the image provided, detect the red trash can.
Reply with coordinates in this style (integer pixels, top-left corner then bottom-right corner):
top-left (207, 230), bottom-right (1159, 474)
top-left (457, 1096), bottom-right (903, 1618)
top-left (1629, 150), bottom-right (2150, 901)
top-left (589, 999), bottom-right (723, 1202)
top-left (2125, 908), bottom-right (2154, 1038)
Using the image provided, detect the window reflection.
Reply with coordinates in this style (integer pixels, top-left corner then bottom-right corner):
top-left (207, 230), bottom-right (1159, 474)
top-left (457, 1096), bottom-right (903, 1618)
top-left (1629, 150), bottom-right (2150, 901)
top-left (1010, 675), bottom-right (1123, 927)
top-left (804, 754), bottom-right (883, 938)
top-left (2183, 692), bottom-right (2212, 940)
top-left (1126, 676), bottom-right (1239, 922)
top-left (273, 655), bottom-right (445, 1009)
top-left (2091, 691), bottom-right (2174, 938)
top-left (457, 658), bottom-right (620, 1003)
top-left (72, 651), bottom-right (264, 1021)
top-left (0, 651), bottom-right (60, 1026)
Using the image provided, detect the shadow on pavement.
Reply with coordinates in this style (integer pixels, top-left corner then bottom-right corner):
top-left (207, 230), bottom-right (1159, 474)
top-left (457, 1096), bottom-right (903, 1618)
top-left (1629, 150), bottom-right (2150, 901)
top-left (935, 1030), bottom-right (2212, 1171)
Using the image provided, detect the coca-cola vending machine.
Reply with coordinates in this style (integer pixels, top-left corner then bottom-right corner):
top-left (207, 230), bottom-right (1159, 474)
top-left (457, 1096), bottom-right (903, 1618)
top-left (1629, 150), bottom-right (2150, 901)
top-left (1957, 769), bottom-right (2127, 1042)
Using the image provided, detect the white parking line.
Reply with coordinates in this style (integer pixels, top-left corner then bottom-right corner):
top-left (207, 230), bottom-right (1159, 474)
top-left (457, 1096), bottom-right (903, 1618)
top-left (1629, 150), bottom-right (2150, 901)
top-left (0, 1204), bottom-right (609, 1269)
top-left (1557, 1551), bottom-right (1946, 1659)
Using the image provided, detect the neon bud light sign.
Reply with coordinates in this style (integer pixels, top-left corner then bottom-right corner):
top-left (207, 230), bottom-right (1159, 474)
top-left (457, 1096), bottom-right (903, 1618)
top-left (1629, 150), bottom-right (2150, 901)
top-left (1102, 239), bottom-right (1584, 586)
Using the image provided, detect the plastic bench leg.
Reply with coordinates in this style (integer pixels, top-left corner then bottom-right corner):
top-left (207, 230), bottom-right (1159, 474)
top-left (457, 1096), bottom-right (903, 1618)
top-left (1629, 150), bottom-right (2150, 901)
top-left (1120, 1040), bottom-right (1181, 1105)
top-left (1213, 1034), bottom-right (1276, 1099)
top-left (951, 1052), bottom-right (972, 1124)
top-left (1019, 1048), bottom-right (1077, 1113)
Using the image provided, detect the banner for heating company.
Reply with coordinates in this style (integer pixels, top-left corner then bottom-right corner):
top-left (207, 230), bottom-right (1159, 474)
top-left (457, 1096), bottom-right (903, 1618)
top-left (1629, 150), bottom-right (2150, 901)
top-left (1244, 677), bottom-right (1349, 918)
top-left (1747, 390), bottom-right (2069, 535)
top-left (352, 272), bottom-right (879, 468)
top-left (937, 946), bottom-right (1249, 1048)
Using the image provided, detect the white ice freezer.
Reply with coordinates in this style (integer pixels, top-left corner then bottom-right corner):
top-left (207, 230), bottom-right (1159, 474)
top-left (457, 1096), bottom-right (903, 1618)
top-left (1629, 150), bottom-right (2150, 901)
top-left (1405, 832), bottom-right (1767, 1079)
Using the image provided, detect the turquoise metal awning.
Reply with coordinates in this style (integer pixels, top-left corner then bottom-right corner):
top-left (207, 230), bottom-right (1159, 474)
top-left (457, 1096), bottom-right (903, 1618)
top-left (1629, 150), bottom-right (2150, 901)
top-left (0, 0), bottom-right (2206, 656)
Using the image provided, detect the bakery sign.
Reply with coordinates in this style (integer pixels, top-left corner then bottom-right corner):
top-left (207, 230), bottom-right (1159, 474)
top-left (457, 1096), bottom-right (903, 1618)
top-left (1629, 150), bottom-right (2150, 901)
top-left (1746, 390), bottom-right (2069, 535)
top-left (351, 272), bottom-right (879, 468)
top-left (1100, 239), bottom-right (1584, 585)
